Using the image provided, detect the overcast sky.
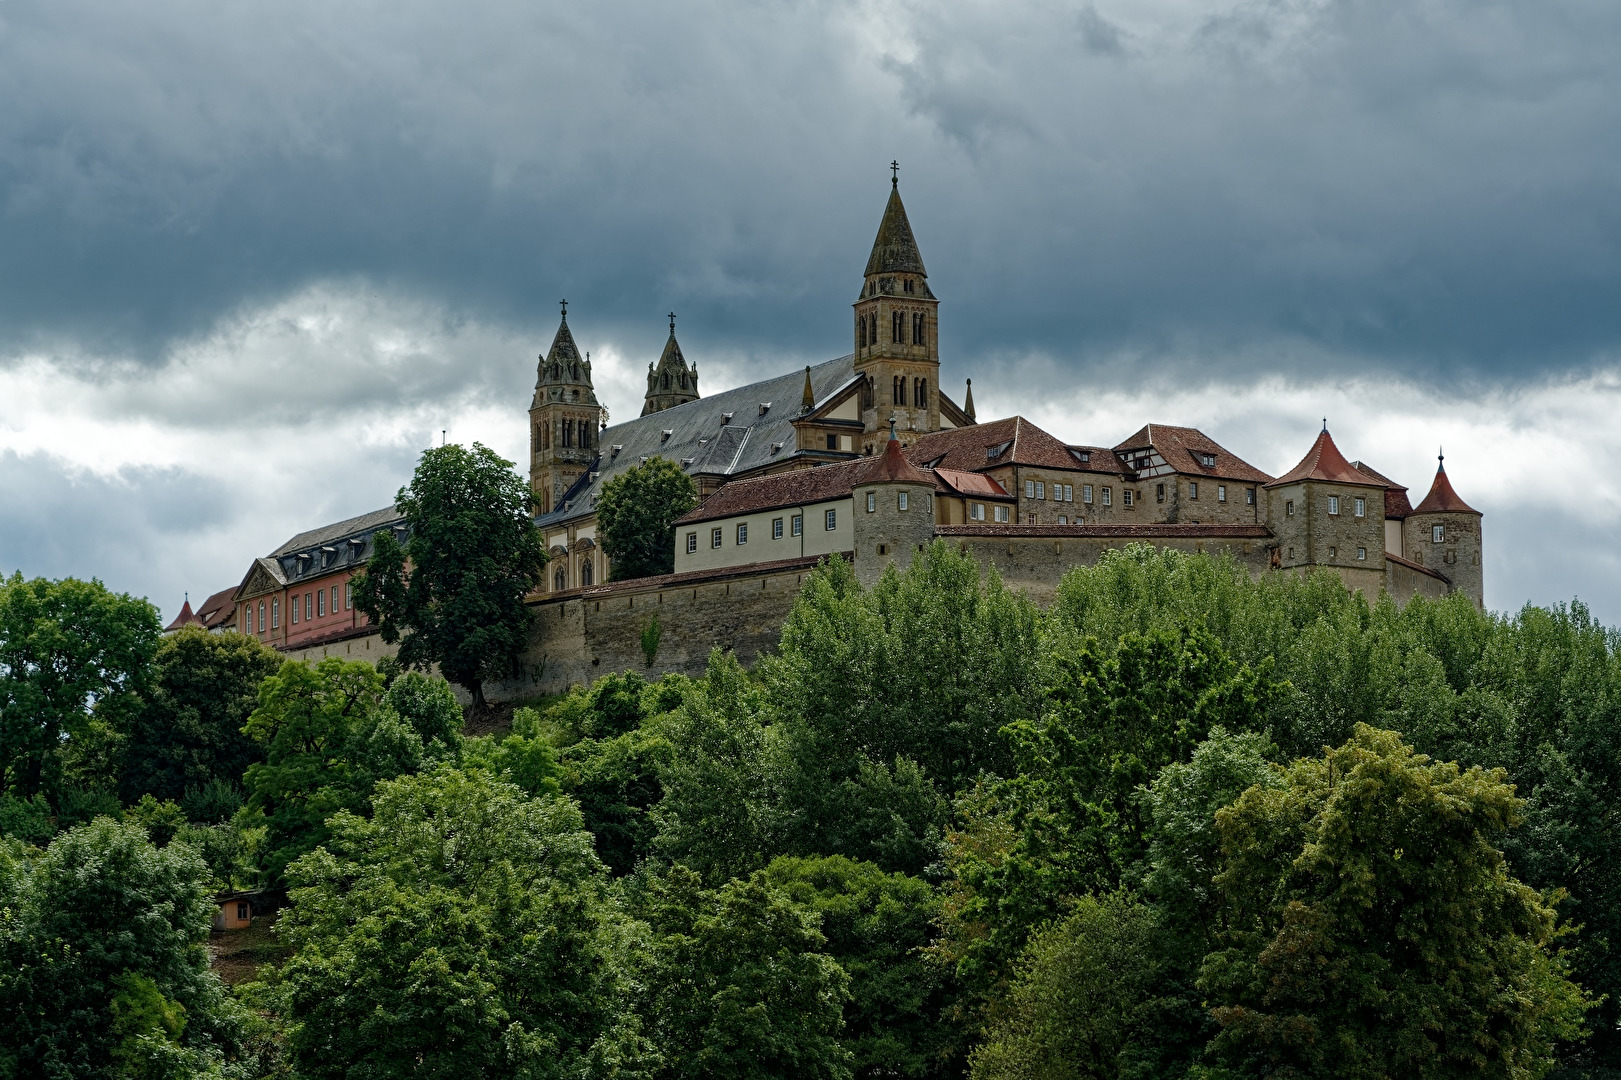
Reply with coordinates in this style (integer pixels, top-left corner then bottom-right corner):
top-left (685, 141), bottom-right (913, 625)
top-left (1, 0), bottom-right (1617, 622)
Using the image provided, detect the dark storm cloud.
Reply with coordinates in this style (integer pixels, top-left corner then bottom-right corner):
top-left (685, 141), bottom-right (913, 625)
top-left (2, 0), bottom-right (1621, 381)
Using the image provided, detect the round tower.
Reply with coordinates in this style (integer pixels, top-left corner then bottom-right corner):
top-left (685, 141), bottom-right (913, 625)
top-left (1404, 452), bottom-right (1484, 609)
top-left (853, 420), bottom-right (938, 586)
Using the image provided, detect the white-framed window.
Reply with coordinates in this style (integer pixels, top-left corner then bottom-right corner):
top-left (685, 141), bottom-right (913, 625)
top-left (1123, 490), bottom-right (1134, 507)
top-left (271, 598), bottom-right (280, 629)
top-left (317, 589), bottom-right (325, 617)
top-left (711, 528), bottom-right (723, 549)
top-left (1156, 483), bottom-right (1165, 503)
top-left (1082, 485), bottom-right (1093, 504)
top-left (258, 602), bottom-right (265, 634)
top-left (995, 505), bottom-right (1010, 522)
top-left (772, 518), bottom-right (784, 539)
top-left (1432, 524), bottom-right (1445, 543)
top-left (1218, 485), bottom-right (1227, 502)
top-left (1190, 482), bottom-right (1199, 500)
top-left (1036, 481), bottom-right (1045, 500)
top-left (1329, 546), bottom-right (1338, 559)
top-left (737, 523), bottom-right (748, 544)
top-left (1063, 485), bottom-right (1073, 502)
top-left (1025, 480), bottom-right (1035, 498)
top-left (332, 586), bottom-right (339, 613)
top-left (898, 491), bottom-right (909, 511)
top-left (1058, 515), bottom-right (1068, 524)
top-left (1357, 547), bottom-right (1367, 560)
top-left (825, 509), bottom-right (837, 530)
top-left (1354, 497), bottom-right (1366, 518)
top-left (971, 503), bottom-right (985, 521)
top-left (867, 491), bottom-right (877, 512)
top-left (1328, 496), bottom-right (1340, 515)
top-left (1286, 500), bottom-right (1295, 517)
top-left (1103, 487), bottom-right (1112, 506)
top-left (687, 532), bottom-right (698, 553)
top-left (345, 583), bottom-right (352, 610)
top-left (792, 515), bottom-right (803, 536)
top-left (291, 601), bottom-right (299, 625)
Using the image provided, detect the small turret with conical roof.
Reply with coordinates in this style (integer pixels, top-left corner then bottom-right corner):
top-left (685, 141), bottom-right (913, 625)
top-left (853, 418), bottom-right (938, 585)
top-left (529, 301), bottom-right (605, 514)
top-left (642, 312), bottom-right (700, 415)
top-left (853, 165), bottom-right (941, 454)
top-left (1263, 423), bottom-right (1387, 594)
top-left (1406, 451), bottom-right (1484, 608)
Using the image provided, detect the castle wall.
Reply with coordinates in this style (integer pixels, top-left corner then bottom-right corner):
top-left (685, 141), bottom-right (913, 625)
top-left (1385, 557), bottom-right (1451, 606)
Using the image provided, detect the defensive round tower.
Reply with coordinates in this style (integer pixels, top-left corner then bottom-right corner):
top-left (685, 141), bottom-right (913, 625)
top-left (1405, 453), bottom-right (1484, 609)
top-left (853, 420), bottom-right (938, 586)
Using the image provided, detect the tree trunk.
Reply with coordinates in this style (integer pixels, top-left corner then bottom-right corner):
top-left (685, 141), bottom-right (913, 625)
top-left (470, 680), bottom-right (487, 714)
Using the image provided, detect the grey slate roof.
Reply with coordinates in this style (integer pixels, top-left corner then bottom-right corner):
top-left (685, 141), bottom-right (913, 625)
top-left (268, 506), bottom-right (408, 588)
top-left (537, 353), bottom-right (861, 529)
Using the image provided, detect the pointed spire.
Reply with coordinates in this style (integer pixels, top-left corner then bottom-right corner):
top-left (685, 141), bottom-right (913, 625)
top-left (1266, 426), bottom-right (1380, 487)
top-left (964, 378), bottom-right (975, 422)
top-left (1413, 453), bottom-right (1480, 514)
top-left (642, 313), bottom-right (700, 416)
top-left (865, 175), bottom-right (927, 278)
top-left (801, 366), bottom-right (815, 413)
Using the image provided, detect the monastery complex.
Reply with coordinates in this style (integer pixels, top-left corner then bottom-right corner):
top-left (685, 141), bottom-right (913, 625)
top-left (168, 176), bottom-right (1485, 697)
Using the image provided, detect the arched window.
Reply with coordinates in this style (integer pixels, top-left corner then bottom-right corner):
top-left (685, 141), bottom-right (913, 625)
top-left (868, 316), bottom-right (877, 347)
top-left (554, 567), bottom-right (567, 591)
top-left (581, 560), bottom-right (593, 586)
top-left (662, 372), bottom-right (670, 389)
top-left (892, 376), bottom-right (904, 405)
top-left (892, 311), bottom-right (902, 343)
top-left (913, 312), bottom-right (925, 345)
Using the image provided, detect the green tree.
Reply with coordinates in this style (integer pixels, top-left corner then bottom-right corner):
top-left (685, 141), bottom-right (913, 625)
top-left (268, 767), bottom-right (635, 1080)
top-left (0, 817), bottom-right (249, 1078)
top-left (119, 627), bottom-right (281, 805)
top-left (0, 573), bottom-right (159, 802)
top-left (596, 456), bottom-right (698, 580)
top-left (639, 864), bottom-right (852, 1080)
top-left (1201, 725), bottom-right (1592, 1079)
top-left (354, 442), bottom-right (547, 710)
top-left (763, 856), bottom-right (954, 1079)
top-left (968, 893), bottom-right (1164, 1080)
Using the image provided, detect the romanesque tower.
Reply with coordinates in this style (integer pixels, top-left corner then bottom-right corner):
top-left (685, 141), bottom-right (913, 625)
top-left (642, 314), bottom-right (700, 415)
top-left (529, 305), bottom-right (604, 514)
top-left (853, 422), bottom-right (938, 585)
top-left (853, 171), bottom-right (940, 455)
top-left (1405, 454), bottom-right (1484, 609)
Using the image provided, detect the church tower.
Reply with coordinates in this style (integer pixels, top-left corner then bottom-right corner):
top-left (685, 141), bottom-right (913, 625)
top-left (529, 304), bottom-right (604, 514)
top-left (642, 313), bottom-right (700, 415)
top-left (853, 169), bottom-right (940, 454)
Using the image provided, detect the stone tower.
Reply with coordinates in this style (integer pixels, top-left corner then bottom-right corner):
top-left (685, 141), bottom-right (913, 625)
top-left (1405, 454), bottom-right (1484, 609)
top-left (529, 305), bottom-right (603, 514)
top-left (853, 422), bottom-right (938, 586)
top-left (642, 314), bottom-right (700, 415)
top-left (1263, 426), bottom-right (1387, 596)
top-left (853, 172), bottom-right (940, 455)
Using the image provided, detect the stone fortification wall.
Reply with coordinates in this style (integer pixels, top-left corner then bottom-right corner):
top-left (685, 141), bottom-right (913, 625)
top-left (937, 524), bottom-right (1273, 605)
top-left (1385, 555), bottom-right (1452, 606)
top-left (483, 554), bottom-right (834, 700)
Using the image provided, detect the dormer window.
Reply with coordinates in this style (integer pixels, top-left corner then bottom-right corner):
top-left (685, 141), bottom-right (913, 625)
top-left (759, 402), bottom-right (771, 415)
top-left (722, 412), bottom-right (733, 425)
top-left (661, 430), bottom-right (673, 442)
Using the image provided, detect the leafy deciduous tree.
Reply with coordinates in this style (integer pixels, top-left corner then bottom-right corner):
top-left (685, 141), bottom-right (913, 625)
top-left (596, 456), bottom-right (698, 581)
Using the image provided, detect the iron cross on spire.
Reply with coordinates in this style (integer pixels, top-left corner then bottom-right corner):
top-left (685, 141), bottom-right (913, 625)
top-left (668, 311), bottom-right (677, 334)
top-left (890, 160), bottom-right (899, 184)
top-left (559, 298), bottom-right (568, 319)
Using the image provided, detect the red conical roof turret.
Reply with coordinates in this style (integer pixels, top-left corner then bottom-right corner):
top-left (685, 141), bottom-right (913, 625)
top-left (1413, 453), bottom-right (1480, 515)
top-left (1265, 425), bottom-right (1382, 487)
top-left (857, 421), bottom-right (935, 486)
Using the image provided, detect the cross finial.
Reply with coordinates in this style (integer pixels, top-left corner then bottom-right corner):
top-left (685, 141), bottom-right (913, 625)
top-left (1322, 417), bottom-right (1328, 432)
top-left (559, 298), bottom-right (568, 320)
top-left (668, 311), bottom-right (677, 334)
top-left (890, 160), bottom-right (899, 185)
top-left (1438, 446), bottom-right (1445, 465)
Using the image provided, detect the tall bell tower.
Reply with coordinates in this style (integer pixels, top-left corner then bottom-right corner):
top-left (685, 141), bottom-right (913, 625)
top-left (529, 302), bottom-right (604, 514)
top-left (853, 165), bottom-right (940, 455)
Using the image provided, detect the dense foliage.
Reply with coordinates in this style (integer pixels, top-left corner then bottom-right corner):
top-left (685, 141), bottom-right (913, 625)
top-left (4, 541), bottom-right (1621, 1079)
top-left (596, 456), bottom-right (699, 580)
top-left (354, 442), bottom-right (548, 708)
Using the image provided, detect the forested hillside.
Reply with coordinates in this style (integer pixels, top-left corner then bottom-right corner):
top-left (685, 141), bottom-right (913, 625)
top-left (2, 546), bottom-right (1618, 1079)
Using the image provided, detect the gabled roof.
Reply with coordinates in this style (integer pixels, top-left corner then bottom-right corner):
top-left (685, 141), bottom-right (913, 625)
top-left (194, 587), bottom-right (240, 630)
top-left (934, 468), bottom-right (1014, 501)
top-left (163, 599), bottom-right (201, 632)
top-left (855, 434), bottom-right (935, 486)
top-left (1352, 461), bottom-right (1415, 519)
top-left (1265, 429), bottom-right (1382, 488)
top-left (1413, 459), bottom-right (1481, 515)
top-left (906, 416), bottom-right (1099, 474)
top-left (538, 354), bottom-right (862, 527)
top-left (675, 460), bottom-right (866, 525)
top-left (865, 180), bottom-right (928, 278)
top-left (1113, 423), bottom-right (1273, 483)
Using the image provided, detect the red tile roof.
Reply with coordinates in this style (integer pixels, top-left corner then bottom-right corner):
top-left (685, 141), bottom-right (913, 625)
top-left (194, 587), bottom-right (240, 631)
top-left (675, 460), bottom-right (865, 525)
top-left (1387, 552), bottom-right (1450, 581)
top-left (1412, 461), bottom-right (1480, 515)
top-left (1351, 461), bottom-right (1415, 519)
top-left (1266, 429), bottom-right (1383, 488)
top-left (1114, 423), bottom-right (1273, 483)
top-left (906, 416), bottom-right (1084, 473)
top-left (934, 468), bottom-right (1015, 501)
top-left (163, 599), bottom-right (201, 632)
top-left (936, 523), bottom-right (1272, 539)
top-left (856, 434), bottom-right (935, 486)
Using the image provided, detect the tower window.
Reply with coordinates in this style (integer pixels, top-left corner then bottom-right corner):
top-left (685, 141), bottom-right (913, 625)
top-left (1432, 524), bottom-right (1445, 543)
top-left (1218, 485), bottom-right (1227, 502)
top-left (904, 279), bottom-right (913, 294)
top-left (1123, 489), bottom-right (1134, 507)
top-left (1156, 483), bottom-right (1165, 503)
top-left (898, 491), bottom-right (909, 511)
top-left (1286, 500), bottom-right (1295, 516)
top-left (912, 312), bottom-right (924, 344)
top-left (870, 316), bottom-right (877, 347)
top-left (893, 376), bottom-right (904, 405)
top-left (1354, 497), bottom-right (1366, 517)
top-left (1102, 487), bottom-right (1112, 506)
top-left (892, 311), bottom-right (903, 343)
top-left (867, 492), bottom-right (877, 512)
top-left (1247, 488), bottom-right (1256, 505)
top-left (1083, 485), bottom-right (1093, 504)
top-left (1328, 496), bottom-right (1340, 515)
top-left (857, 314), bottom-right (866, 346)
top-left (1357, 547), bottom-right (1367, 560)
top-left (712, 528), bottom-right (723, 549)
top-left (687, 533), bottom-right (697, 554)
top-left (1190, 482), bottom-right (1199, 500)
